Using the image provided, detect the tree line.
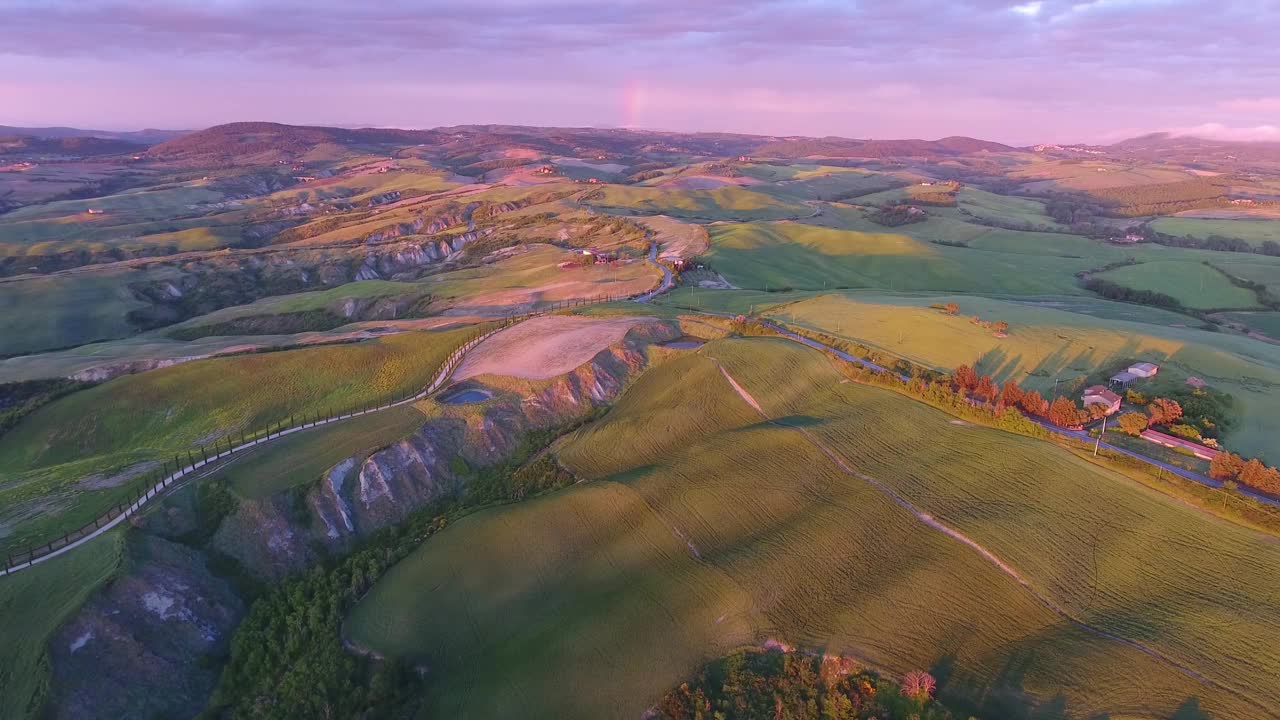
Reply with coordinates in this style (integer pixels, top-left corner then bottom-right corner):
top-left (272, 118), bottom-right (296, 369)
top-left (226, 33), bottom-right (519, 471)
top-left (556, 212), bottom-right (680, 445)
top-left (656, 648), bottom-right (966, 720)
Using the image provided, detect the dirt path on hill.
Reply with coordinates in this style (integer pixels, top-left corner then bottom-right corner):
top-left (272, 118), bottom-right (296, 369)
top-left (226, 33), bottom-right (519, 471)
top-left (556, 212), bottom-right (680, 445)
top-left (712, 362), bottom-right (1270, 715)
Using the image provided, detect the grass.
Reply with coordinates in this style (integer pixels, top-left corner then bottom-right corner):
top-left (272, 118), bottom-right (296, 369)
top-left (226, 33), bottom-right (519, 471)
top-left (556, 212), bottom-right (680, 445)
top-left (582, 185), bottom-right (809, 221)
top-left (0, 183), bottom-right (225, 224)
top-left (209, 403), bottom-right (428, 500)
top-left (704, 221), bottom-right (1090, 295)
top-left (164, 279), bottom-right (434, 332)
top-left (348, 338), bottom-right (1280, 720)
top-left (426, 243), bottom-right (660, 312)
top-left (954, 188), bottom-right (1066, 229)
top-left (0, 265), bottom-right (183, 356)
top-left (0, 530), bottom-right (122, 720)
top-left (1152, 216), bottom-right (1280, 247)
top-left (0, 325), bottom-right (479, 554)
top-left (1095, 261), bottom-right (1262, 309)
top-left (1218, 310), bottom-right (1280, 338)
top-left (743, 290), bottom-right (1280, 459)
top-left (1213, 260), bottom-right (1280, 291)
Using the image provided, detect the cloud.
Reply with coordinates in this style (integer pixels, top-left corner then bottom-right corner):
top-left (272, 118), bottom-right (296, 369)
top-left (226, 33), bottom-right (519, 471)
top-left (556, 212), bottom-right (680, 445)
top-left (1168, 123), bottom-right (1280, 142)
top-left (1, 0), bottom-right (1278, 143)
top-left (1010, 1), bottom-right (1043, 17)
top-left (1219, 97), bottom-right (1280, 115)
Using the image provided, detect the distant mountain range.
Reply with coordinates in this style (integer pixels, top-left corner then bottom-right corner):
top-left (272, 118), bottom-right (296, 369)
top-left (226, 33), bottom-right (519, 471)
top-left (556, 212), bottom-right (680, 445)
top-left (7, 121), bottom-right (1280, 166)
top-left (0, 125), bottom-right (189, 145)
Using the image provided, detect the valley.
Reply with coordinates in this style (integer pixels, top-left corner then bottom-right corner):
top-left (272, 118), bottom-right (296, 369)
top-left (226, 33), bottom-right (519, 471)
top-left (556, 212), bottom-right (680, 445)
top-left (0, 121), bottom-right (1278, 720)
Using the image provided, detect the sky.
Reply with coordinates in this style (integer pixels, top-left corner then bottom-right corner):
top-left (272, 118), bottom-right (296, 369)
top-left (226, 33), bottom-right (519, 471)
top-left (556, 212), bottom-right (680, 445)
top-left (1, 0), bottom-right (1277, 144)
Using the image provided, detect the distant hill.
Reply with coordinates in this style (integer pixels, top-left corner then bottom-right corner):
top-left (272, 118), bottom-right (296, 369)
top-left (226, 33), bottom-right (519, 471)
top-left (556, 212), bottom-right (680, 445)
top-left (144, 121), bottom-right (1015, 167)
top-left (751, 135), bottom-right (1013, 159)
top-left (144, 122), bottom-right (445, 166)
top-left (0, 134), bottom-right (147, 157)
top-left (1107, 133), bottom-right (1280, 164)
top-left (0, 125), bottom-right (186, 145)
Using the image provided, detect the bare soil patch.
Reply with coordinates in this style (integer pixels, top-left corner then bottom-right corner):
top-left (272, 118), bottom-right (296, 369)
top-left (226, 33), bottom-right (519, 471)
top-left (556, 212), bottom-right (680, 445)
top-left (454, 315), bottom-right (652, 380)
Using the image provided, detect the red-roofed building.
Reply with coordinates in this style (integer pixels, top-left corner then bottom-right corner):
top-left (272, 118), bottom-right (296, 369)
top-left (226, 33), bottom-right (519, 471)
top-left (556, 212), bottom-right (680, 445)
top-left (1082, 385), bottom-right (1121, 415)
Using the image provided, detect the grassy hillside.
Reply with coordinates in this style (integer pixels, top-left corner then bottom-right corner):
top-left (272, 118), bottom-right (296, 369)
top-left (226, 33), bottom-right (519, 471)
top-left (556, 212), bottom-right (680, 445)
top-left (583, 185), bottom-right (809, 221)
top-left (348, 339), bottom-right (1280, 720)
top-left (0, 325), bottom-right (477, 554)
top-left (1152, 216), bottom-right (1280, 247)
top-left (704, 221), bottom-right (1089, 294)
top-left (0, 265), bottom-right (183, 356)
top-left (0, 531), bottom-right (122, 720)
top-left (210, 403), bottom-right (428, 500)
top-left (745, 291), bottom-right (1280, 458)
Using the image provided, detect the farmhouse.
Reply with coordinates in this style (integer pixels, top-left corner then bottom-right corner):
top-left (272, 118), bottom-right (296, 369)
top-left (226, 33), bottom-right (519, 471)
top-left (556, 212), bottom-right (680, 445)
top-left (1186, 376), bottom-right (1208, 389)
top-left (1111, 362), bottom-right (1158, 386)
top-left (1128, 362), bottom-right (1158, 378)
top-left (1081, 385), bottom-right (1122, 415)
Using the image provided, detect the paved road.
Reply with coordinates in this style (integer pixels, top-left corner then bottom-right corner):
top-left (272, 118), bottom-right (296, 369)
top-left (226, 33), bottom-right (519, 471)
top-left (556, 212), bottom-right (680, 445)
top-left (634, 242), bottom-right (674, 303)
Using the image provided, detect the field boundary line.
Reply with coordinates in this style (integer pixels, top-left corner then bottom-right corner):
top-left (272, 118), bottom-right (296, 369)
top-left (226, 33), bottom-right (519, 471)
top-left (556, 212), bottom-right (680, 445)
top-left (712, 362), bottom-right (1275, 716)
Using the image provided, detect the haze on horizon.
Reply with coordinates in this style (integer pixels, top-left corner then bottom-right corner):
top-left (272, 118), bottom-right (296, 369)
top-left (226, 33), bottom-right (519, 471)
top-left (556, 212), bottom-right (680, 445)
top-left (1, 0), bottom-right (1277, 145)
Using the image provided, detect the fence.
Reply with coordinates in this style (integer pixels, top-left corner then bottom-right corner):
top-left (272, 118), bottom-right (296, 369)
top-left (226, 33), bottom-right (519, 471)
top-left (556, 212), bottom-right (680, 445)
top-left (2, 292), bottom-right (630, 575)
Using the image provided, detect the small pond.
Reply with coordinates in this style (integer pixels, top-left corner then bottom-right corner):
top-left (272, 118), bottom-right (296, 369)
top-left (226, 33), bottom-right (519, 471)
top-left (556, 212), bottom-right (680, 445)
top-left (439, 388), bottom-right (494, 405)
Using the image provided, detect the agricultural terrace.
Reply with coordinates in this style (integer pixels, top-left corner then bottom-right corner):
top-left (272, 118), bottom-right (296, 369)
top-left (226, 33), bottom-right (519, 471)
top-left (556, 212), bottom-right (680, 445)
top-left (740, 291), bottom-right (1280, 459)
top-left (349, 338), bottom-right (1280, 720)
top-left (0, 324), bottom-right (479, 554)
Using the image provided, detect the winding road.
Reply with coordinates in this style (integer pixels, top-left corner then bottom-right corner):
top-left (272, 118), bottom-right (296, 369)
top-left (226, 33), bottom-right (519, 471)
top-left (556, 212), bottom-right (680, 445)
top-left (1, 244), bottom-right (675, 579)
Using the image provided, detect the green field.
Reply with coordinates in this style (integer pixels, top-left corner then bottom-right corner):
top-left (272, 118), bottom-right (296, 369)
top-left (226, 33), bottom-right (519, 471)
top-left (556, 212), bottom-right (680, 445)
top-left (1213, 259), bottom-right (1280, 291)
top-left (210, 403), bottom-right (428, 500)
top-left (164, 279), bottom-right (435, 336)
top-left (1218, 310), bottom-right (1280, 338)
top-left (0, 265), bottom-right (183, 356)
top-left (0, 531), bottom-right (122, 720)
top-left (704, 221), bottom-right (1090, 295)
top-left (954, 188), bottom-right (1067, 229)
top-left (1153, 216), bottom-right (1280, 247)
top-left (348, 338), bottom-right (1280, 719)
top-left (0, 325), bottom-right (478, 554)
top-left (583, 185), bottom-right (809, 221)
top-left (734, 290), bottom-right (1280, 458)
top-left (1095, 261), bottom-right (1262, 309)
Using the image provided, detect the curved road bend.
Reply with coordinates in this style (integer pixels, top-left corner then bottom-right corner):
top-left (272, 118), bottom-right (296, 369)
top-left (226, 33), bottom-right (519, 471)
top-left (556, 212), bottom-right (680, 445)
top-left (2, 252), bottom-right (677, 578)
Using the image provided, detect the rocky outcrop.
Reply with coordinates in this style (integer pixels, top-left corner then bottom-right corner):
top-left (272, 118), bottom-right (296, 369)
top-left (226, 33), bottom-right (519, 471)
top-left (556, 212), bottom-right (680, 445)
top-left (44, 318), bottom-right (677, 719)
top-left (308, 320), bottom-right (679, 540)
top-left (45, 534), bottom-right (244, 720)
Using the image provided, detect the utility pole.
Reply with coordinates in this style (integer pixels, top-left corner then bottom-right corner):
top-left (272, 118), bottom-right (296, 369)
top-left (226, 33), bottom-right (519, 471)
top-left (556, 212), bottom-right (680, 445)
top-left (1094, 414), bottom-right (1107, 457)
